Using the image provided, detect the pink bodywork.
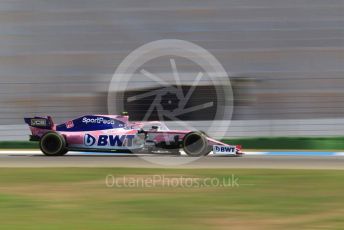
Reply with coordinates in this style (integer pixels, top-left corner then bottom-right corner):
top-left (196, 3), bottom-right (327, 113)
top-left (28, 115), bottom-right (240, 151)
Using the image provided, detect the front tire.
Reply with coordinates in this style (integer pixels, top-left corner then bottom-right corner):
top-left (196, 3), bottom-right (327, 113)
top-left (182, 132), bottom-right (210, 157)
top-left (39, 132), bottom-right (68, 156)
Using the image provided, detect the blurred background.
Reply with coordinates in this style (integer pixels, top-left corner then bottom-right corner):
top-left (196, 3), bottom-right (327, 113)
top-left (1, 0), bottom-right (344, 140)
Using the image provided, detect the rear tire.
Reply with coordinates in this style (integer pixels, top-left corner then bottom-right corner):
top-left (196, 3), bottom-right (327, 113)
top-left (182, 132), bottom-right (210, 157)
top-left (39, 132), bottom-right (68, 156)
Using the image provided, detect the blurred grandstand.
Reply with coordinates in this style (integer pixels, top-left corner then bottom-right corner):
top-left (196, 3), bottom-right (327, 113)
top-left (0, 0), bottom-right (344, 140)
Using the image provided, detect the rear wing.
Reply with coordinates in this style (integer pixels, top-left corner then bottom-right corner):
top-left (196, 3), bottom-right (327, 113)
top-left (24, 116), bottom-right (54, 130)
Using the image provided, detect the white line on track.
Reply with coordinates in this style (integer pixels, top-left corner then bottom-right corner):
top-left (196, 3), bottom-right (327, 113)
top-left (0, 150), bottom-right (343, 156)
top-left (0, 150), bottom-right (41, 154)
top-left (244, 152), bottom-right (268, 155)
top-left (0, 150), bottom-right (235, 156)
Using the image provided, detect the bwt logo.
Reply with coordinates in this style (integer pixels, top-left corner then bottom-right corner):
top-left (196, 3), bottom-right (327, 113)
top-left (214, 146), bottom-right (236, 153)
top-left (84, 134), bottom-right (96, 146)
top-left (84, 134), bottom-right (135, 147)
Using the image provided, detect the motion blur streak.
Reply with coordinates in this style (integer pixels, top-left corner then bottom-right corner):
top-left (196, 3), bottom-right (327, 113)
top-left (0, 0), bottom-right (344, 140)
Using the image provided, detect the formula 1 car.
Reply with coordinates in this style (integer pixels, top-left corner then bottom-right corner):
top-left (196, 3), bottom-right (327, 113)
top-left (24, 114), bottom-right (243, 157)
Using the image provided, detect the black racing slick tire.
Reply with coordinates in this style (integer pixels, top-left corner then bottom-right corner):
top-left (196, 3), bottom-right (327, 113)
top-left (39, 132), bottom-right (68, 156)
top-left (182, 132), bottom-right (210, 157)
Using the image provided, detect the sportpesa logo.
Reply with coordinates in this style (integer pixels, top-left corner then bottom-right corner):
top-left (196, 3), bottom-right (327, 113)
top-left (84, 134), bottom-right (135, 147)
top-left (82, 117), bottom-right (123, 126)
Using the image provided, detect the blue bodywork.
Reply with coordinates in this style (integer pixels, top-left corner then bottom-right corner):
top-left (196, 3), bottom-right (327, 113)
top-left (56, 115), bottom-right (126, 132)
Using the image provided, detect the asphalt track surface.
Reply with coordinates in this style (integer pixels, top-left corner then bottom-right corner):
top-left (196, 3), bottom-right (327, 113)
top-left (0, 150), bottom-right (344, 169)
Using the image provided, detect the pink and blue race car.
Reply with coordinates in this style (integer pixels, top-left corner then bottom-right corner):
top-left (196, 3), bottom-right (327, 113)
top-left (24, 114), bottom-right (243, 156)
